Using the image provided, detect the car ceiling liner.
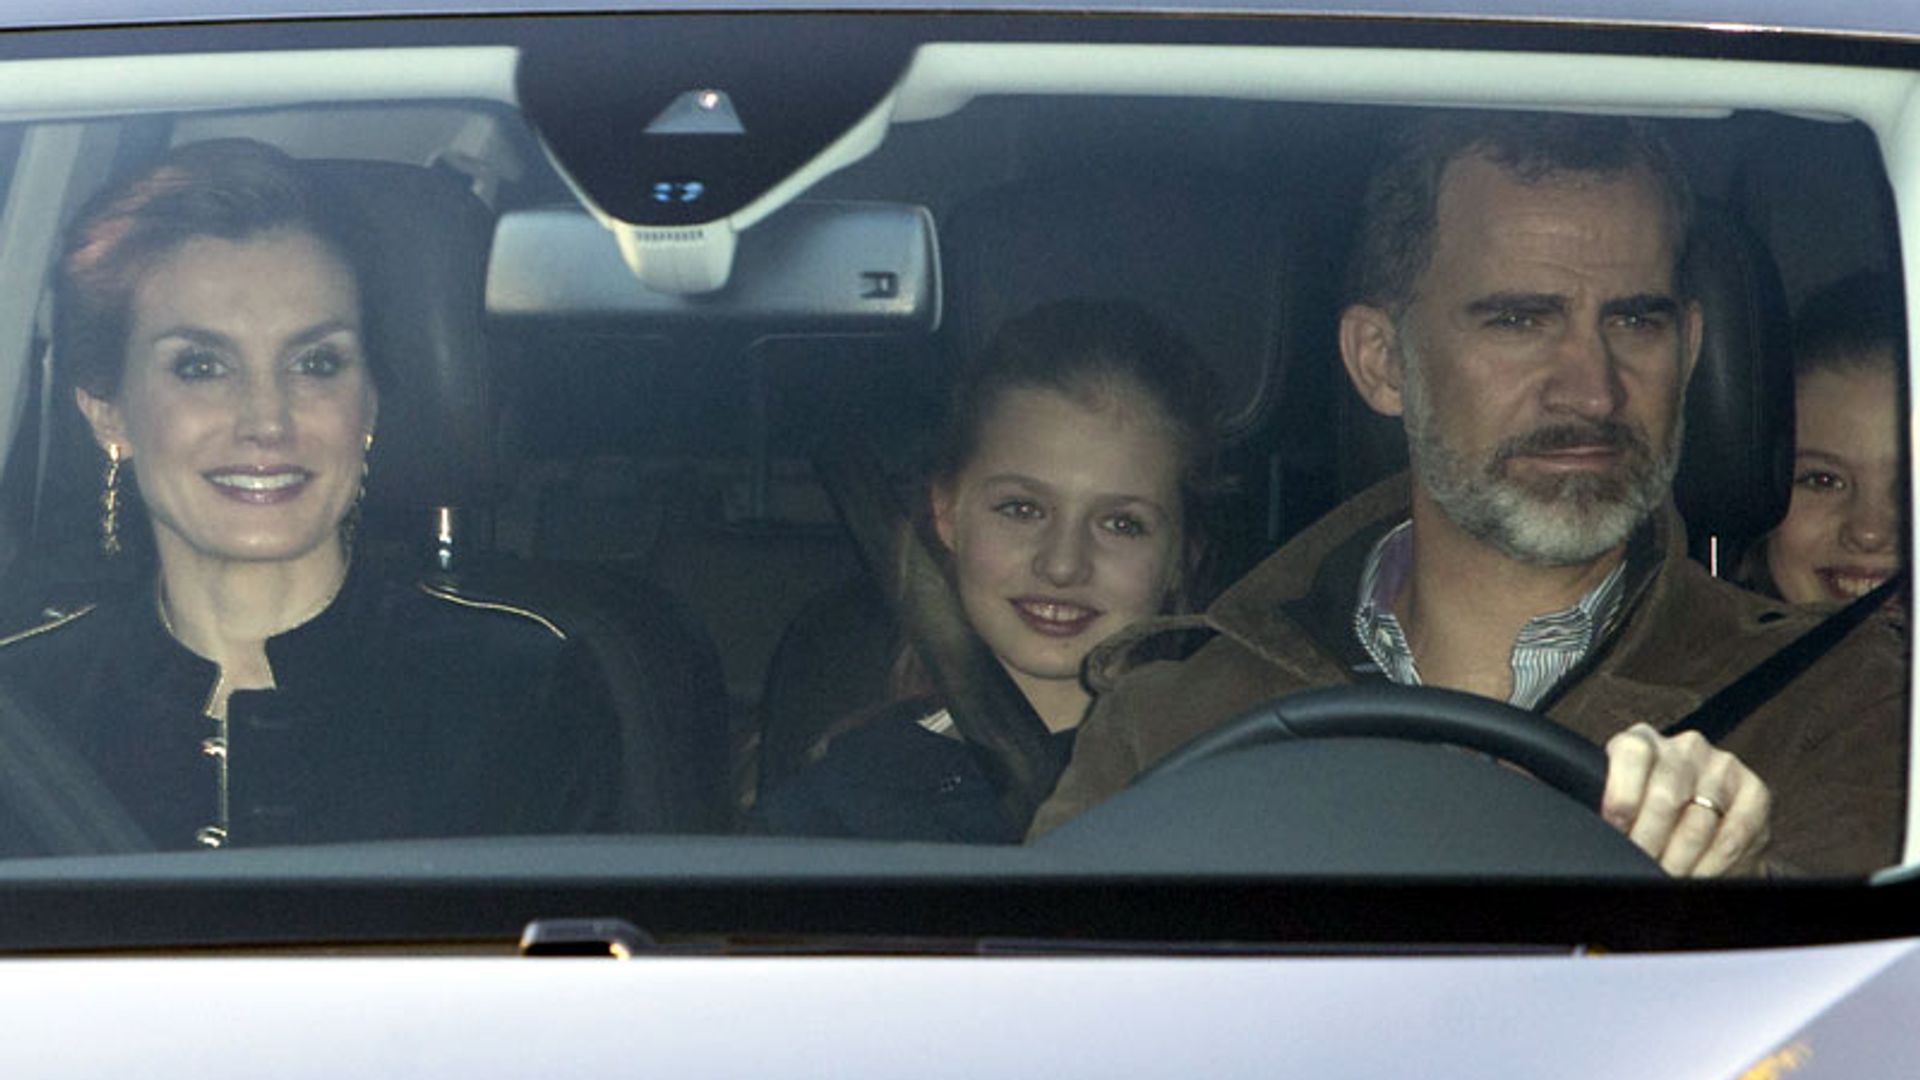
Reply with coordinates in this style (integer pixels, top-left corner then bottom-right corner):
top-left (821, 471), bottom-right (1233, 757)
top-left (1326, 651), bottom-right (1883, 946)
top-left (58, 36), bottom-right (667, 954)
top-left (515, 18), bottom-right (1920, 300)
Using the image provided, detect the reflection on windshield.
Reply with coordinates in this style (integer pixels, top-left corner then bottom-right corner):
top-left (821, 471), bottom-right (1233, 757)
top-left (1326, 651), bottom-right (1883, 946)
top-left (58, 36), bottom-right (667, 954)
top-left (0, 31), bottom-right (1904, 884)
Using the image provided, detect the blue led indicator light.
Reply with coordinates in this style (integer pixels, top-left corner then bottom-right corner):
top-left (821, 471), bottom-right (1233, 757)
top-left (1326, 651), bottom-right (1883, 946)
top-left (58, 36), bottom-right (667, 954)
top-left (651, 181), bottom-right (707, 204)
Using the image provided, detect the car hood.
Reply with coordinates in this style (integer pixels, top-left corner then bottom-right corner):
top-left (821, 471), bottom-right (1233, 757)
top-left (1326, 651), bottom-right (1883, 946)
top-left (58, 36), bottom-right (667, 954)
top-left (3, 937), bottom-right (1915, 1077)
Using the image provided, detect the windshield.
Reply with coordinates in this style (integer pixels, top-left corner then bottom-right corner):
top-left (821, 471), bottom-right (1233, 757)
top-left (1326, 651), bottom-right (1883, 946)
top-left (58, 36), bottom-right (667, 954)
top-left (0, 9), bottom-right (1910, 951)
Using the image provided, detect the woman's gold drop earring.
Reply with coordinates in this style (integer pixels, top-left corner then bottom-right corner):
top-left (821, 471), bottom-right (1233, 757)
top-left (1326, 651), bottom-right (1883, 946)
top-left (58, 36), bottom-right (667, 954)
top-left (340, 431), bottom-right (374, 550)
top-left (100, 444), bottom-right (123, 557)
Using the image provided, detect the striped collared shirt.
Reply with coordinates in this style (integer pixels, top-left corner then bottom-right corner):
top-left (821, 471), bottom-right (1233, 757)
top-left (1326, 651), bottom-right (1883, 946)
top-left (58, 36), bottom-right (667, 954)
top-left (1352, 520), bottom-right (1629, 709)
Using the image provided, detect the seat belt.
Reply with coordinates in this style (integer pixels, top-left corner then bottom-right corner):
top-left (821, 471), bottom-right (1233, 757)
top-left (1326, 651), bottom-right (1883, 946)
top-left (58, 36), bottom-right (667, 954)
top-left (29, 337), bottom-right (55, 548)
top-left (0, 679), bottom-right (154, 854)
top-left (1670, 574), bottom-right (1903, 744)
top-left (813, 436), bottom-right (1069, 831)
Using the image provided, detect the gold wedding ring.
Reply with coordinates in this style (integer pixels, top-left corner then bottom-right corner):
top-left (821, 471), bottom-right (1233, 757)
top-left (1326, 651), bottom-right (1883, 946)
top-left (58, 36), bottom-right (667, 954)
top-left (1688, 794), bottom-right (1726, 818)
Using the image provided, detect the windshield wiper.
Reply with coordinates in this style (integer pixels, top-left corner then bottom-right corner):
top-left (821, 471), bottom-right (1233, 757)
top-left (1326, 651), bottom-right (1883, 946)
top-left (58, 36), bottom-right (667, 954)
top-left (515, 917), bottom-right (1580, 959)
top-left (520, 917), bottom-right (655, 958)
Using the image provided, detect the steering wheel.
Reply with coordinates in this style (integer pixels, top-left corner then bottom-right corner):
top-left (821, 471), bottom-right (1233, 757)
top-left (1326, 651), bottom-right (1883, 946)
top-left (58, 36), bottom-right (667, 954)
top-left (1141, 683), bottom-right (1611, 807)
top-left (1037, 684), bottom-right (1658, 877)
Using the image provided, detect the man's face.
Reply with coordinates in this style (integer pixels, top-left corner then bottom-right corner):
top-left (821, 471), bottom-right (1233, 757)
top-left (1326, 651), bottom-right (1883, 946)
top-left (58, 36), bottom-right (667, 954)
top-left (1384, 154), bottom-right (1700, 566)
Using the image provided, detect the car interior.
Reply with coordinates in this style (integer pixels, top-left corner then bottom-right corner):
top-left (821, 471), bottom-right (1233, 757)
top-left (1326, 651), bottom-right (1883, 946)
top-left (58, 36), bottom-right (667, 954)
top-left (0, 27), bottom-right (1908, 870)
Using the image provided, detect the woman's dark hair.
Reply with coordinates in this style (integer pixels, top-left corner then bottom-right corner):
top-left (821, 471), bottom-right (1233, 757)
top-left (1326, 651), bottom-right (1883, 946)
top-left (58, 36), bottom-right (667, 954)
top-left (55, 138), bottom-right (371, 400)
top-left (932, 298), bottom-right (1223, 564)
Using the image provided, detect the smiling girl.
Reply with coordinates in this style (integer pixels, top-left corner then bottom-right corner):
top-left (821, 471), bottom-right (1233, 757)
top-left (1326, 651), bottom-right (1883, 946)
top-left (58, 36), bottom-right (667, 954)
top-left (756, 299), bottom-right (1219, 842)
top-left (1751, 272), bottom-right (1905, 607)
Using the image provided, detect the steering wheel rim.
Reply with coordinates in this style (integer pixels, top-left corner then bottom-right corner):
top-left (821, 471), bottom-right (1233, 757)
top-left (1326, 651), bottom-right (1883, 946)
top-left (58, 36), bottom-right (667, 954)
top-left (1139, 684), bottom-right (1612, 810)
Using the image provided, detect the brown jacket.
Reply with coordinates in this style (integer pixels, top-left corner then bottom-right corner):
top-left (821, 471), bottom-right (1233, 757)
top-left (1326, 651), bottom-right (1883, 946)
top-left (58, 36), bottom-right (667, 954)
top-left (1031, 475), bottom-right (1908, 877)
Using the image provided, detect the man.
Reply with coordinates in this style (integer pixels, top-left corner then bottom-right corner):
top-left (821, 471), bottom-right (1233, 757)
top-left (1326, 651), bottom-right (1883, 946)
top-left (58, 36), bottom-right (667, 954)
top-left (1029, 112), bottom-right (1905, 877)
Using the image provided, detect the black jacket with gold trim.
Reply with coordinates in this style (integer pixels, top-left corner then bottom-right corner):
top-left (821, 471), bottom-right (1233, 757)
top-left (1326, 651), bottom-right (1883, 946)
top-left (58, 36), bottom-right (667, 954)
top-left (0, 558), bottom-right (626, 855)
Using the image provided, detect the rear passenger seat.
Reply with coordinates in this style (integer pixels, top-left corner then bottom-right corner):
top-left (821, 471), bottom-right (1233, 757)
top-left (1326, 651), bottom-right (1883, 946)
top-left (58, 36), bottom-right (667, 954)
top-left (302, 160), bottom-right (742, 832)
top-left (485, 198), bottom-right (945, 816)
top-left (499, 453), bottom-right (866, 707)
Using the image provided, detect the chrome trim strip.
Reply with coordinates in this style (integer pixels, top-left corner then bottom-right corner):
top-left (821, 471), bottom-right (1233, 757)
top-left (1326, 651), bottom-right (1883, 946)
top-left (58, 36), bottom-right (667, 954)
top-left (0, 603), bottom-right (95, 650)
top-left (416, 582), bottom-right (567, 641)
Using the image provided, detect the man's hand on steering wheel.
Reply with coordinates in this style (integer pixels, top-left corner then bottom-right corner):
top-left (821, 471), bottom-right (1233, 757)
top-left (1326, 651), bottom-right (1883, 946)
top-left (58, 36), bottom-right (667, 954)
top-left (1601, 723), bottom-right (1772, 878)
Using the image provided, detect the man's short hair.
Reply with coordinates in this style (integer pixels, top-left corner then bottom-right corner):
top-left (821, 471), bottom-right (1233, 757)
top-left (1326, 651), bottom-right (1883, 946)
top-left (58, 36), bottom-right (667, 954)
top-left (1346, 110), bottom-right (1695, 315)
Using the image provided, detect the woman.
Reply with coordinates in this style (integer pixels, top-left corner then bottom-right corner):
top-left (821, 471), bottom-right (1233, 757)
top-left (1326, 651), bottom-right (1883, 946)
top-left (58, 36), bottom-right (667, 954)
top-left (1748, 271), bottom-right (1904, 607)
top-left (0, 139), bottom-right (624, 854)
top-left (755, 299), bottom-right (1219, 842)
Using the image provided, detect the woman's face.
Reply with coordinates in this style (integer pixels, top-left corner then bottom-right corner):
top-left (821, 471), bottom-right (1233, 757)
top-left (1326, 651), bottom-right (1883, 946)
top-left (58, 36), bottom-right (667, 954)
top-left (932, 383), bottom-right (1185, 702)
top-left (1766, 361), bottom-right (1902, 605)
top-left (77, 227), bottom-right (376, 571)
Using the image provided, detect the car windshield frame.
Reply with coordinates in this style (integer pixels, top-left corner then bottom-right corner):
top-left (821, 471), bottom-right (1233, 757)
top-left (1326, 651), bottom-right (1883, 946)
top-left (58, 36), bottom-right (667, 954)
top-left (0, 6), bottom-right (1910, 955)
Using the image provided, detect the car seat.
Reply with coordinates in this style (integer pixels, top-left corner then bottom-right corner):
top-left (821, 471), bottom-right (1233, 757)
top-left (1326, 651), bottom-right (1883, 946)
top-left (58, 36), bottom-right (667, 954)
top-left (310, 159), bottom-right (735, 833)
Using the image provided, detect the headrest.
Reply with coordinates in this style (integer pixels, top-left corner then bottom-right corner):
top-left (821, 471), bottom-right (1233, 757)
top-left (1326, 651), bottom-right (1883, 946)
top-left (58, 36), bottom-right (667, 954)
top-left (308, 160), bottom-right (497, 521)
top-left (940, 171), bottom-right (1292, 442)
top-left (1334, 202), bottom-right (1794, 553)
top-left (1672, 205), bottom-right (1793, 546)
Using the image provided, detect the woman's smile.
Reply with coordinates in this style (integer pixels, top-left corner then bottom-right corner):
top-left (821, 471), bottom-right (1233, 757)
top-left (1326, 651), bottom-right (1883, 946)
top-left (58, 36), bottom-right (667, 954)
top-left (205, 465), bottom-right (316, 504)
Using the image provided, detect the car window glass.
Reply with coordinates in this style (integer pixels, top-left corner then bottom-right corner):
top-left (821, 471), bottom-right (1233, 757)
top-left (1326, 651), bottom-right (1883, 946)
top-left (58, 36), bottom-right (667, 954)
top-left (0, 19), bottom-right (1904, 888)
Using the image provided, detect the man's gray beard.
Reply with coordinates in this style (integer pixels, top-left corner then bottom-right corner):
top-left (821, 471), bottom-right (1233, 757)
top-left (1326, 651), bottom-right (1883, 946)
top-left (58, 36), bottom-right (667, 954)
top-left (1397, 337), bottom-right (1682, 567)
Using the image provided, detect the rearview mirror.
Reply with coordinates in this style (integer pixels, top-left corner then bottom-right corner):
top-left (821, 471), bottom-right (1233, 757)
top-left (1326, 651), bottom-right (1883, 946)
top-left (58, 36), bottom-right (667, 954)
top-left (486, 200), bottom-right (939, 333)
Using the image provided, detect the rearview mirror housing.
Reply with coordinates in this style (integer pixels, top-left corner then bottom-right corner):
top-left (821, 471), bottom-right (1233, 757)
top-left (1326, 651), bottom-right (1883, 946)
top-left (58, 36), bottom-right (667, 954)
top-left (487, 200), bottom-right (940, 333)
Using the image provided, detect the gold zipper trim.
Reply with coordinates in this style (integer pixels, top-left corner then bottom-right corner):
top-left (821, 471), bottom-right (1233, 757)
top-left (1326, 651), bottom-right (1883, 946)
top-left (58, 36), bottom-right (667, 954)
top-left (0, 604), bottom-right (97, 649)
top-left (416, 583), bottom-right (566, 640)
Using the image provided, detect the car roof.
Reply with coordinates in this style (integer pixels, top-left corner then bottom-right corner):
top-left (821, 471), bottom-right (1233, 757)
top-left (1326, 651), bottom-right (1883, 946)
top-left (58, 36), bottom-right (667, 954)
top-left (4, 0), bottom-right (1920, 40)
